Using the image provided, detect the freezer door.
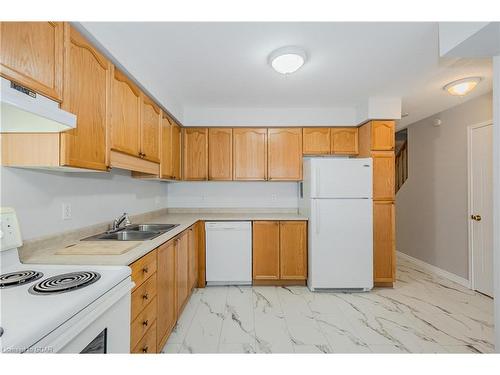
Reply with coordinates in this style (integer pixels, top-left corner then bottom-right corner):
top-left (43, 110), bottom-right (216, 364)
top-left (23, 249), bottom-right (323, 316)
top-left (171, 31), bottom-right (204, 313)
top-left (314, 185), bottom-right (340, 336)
top-left (309, 199), bottom-right (373, 290)
top-left (310, 158), bottom-right (372, 198)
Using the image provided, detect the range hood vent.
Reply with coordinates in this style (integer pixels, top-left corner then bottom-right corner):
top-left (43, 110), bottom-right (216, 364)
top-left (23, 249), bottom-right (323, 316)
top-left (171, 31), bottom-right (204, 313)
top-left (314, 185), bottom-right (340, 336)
top-left (0, 77), bottom-right (76, 133)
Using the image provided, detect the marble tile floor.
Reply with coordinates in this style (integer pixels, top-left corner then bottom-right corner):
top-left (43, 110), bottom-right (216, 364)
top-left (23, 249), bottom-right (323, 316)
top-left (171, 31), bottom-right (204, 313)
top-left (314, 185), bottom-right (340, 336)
top-left (161, 258), bottom-right (494, 353)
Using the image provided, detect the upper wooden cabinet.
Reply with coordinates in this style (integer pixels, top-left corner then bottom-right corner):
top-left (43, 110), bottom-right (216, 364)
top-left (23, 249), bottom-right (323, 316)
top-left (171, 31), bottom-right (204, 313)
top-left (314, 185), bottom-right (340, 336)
top-left (268, 128), bottom-right (303, 181)
top-left (171, 122), bottom-right (182, 180)
top-left (303, 128), bottom-right (331, 155)
top-left (59, 25), bottom-right (111, 171)
top-left (110, 68), bottom-right (141, 158)
top-left (141, 96), bottom-right (161, 163)
top-left (183, 128), bottom-right (208, 180)
top-left (371, 121), bottom-right (395, 150)
top-left (331, 128), bottom-right (358, 155)
top-left (160, 116), bottom-right (173, 179)
top-left (0, 22), bottom-right (64, 101)
top-left (208, 128), bottom-right (232, 180)
top-left (233, 128), bottom-right (267, 180)
top-left (252, 221), bottom-right (280, 280)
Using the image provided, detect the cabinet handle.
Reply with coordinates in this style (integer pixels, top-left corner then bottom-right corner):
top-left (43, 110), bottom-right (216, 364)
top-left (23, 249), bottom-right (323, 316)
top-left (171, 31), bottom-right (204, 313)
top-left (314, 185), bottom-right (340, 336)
top-left (142, 346), bottom-right (148, 353)
top-left (142, 267), bottom-right (149, 274)
top-left (471, 214), bottom-right (482, 221)
top-left (142, 319), bottom-right (149, 327)
top-left (142, 293), bottom-right (149, 300)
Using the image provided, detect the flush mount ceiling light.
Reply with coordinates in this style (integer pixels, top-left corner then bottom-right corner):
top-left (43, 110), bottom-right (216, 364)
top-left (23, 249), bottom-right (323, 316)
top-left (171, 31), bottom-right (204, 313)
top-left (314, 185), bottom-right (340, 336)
top-left (443, 77), bottom-right (481, 96)
top-left (269, 46), bottom-right (307, 75)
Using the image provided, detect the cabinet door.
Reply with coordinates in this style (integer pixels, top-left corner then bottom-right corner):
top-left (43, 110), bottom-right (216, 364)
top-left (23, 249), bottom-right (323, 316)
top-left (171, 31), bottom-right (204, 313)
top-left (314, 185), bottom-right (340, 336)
top-left (0, 22), bottom-right (64, 101)
top-left (371, 120), bottom-right (395, 151)
top-left (279, 221), bottom-right (307, 280)
top-left (156, 240), bottom-right (177, 348)
top-left (372, 151), bottom-right (395, 201)
top-left (208, 128), bottom-right (232, 180)
top-left (331, 128), bottom-right (358, 155)
top-left (141, 96), bottom-right (161, 163)
top-left (110, 68), bottom-right (141, 158)
top-left (252, 221), bottom-right (280, 280)
top-left (187, 226), bottom-right (198, 290)
top-left (183, 128), bottom-right (208, 180)
top-left (373, 202), bottom-right (395, 282)
top-left (160, 116), bottom-right (173, 179)
top-left (233, 128), bottom-right (267, 180)
top-left (60, 25), bottom-right (110, 171)
top-left (176, 232), bottom-right (189, 314)
top-left (303, 128), bottom-right (331, 155)
top-left (268, 128), bottom-right (303, 180)
top-left (171, 122), bottom-right (182, 180)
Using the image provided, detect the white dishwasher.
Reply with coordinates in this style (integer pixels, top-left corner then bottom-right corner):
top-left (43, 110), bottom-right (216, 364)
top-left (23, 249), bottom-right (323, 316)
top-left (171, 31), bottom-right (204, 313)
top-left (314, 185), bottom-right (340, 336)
top-left (205, 221), bottom-right (252, 285)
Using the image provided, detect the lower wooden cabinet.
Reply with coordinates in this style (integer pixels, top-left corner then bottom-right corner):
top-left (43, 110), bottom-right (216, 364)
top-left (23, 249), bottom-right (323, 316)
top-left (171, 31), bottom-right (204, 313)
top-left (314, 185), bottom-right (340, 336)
top-left (252, 220), bottom-right (307, 284)
top-left (188, 225), bottom-right (198, 290)
top-left (176, 231), bottom-right (189, 315)
top-left (156, 239), bottom-right (177, 350)
top-left (373, 201), bottom-right (395, 284)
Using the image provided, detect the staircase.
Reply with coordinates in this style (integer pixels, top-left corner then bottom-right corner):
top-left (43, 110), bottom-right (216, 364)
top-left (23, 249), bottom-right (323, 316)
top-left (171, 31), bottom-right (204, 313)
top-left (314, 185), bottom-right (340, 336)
top-left (395, 132), bottom-right (408, 193)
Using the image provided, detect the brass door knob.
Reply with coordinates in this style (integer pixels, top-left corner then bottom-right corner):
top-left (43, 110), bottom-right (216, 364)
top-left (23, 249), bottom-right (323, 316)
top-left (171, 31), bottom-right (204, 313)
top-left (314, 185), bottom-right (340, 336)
top-left (471, 214), bottom-right (482, 221)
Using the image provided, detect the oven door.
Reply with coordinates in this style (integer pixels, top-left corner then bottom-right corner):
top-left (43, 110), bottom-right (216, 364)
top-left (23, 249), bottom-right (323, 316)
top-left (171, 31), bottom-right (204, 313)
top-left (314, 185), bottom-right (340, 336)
top-left (31, 277), bottom-right (133, 353)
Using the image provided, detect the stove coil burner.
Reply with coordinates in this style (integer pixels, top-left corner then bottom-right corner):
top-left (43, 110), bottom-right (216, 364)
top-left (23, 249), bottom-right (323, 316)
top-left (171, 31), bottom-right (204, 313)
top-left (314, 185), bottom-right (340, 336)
top-left (29, 271), bottom-right (101, 295)
top-left (0, 270), bottom-right (43, 288)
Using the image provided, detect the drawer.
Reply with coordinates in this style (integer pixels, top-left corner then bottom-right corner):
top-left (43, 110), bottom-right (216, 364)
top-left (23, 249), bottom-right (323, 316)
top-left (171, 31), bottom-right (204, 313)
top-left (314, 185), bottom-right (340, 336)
top-left (131, 273), bottom-right (157, 321)
top-left (130, 297), bottom-right (157, 349)
top-left (132, 320), bottom-right (157, 354)
top-left (130, 250), bottom-right (157, 289)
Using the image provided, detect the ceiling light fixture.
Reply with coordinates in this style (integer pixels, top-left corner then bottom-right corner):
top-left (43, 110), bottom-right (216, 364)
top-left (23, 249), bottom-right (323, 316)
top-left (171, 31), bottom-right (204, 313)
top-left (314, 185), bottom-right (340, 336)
top-left (443, 77), bottom-right (481, 96)
top-left (269, 46), bottom-right (307, 75)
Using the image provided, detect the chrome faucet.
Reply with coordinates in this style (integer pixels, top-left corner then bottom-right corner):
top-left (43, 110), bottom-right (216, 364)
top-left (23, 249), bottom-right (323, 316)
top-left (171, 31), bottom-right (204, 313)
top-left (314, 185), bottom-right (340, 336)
top-left (110, 212), bottom-right (131, 232)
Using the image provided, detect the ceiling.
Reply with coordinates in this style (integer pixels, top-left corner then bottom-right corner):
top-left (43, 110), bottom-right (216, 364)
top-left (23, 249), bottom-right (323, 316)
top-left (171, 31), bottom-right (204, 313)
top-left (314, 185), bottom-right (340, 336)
top-left (79, 22), bottom-right (492, 128)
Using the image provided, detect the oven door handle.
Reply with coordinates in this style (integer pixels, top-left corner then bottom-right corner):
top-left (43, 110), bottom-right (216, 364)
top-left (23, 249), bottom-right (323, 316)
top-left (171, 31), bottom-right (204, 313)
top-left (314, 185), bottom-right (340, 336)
top-left (29, 278), bottom-right (134, 353)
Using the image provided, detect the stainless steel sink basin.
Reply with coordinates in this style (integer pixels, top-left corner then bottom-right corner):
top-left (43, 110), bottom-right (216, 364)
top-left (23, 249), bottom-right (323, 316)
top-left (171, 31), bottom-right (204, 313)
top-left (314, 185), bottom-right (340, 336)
top-left (83, 230), bottom-right (162, 241)
top-left (81, 223), bottom-right (179, 241)
top-left (126, 224), bottom-right (179, 232)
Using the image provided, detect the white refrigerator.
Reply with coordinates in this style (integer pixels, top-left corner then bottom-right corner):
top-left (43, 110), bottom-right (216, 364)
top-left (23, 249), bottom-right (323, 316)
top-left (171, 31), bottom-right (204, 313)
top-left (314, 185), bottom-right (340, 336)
top-left (299, 157), bottom-right (373, 291)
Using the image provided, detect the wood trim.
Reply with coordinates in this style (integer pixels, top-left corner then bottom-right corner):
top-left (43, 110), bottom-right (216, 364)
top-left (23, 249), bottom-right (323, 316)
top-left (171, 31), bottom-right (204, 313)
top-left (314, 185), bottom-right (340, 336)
top-left (110, 150), bottom-right (159, 175)
top-left (1, 133), bottom-right (60, 167)
top-left (252, 279), bottom-right (307, 286)
top-left (374, 281), bottom-right (394, 287)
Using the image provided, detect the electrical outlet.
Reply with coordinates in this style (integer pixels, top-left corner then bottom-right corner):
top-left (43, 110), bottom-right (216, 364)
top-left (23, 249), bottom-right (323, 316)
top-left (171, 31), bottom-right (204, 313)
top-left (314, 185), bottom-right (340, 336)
top-left (62, 203), bottom-right (72, 220)
top-left (271, 194), bottom-right (277, 201)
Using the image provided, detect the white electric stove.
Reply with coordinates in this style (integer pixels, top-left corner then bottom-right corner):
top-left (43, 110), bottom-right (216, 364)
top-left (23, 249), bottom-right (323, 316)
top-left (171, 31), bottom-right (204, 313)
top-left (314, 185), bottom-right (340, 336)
top-left (0, 208), bottom-right (134, 353)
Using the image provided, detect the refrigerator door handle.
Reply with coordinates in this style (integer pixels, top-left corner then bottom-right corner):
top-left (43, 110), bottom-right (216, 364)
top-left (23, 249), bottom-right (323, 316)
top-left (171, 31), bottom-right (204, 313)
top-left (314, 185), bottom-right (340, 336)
top-left (315, 167), bottom-right (320, 197)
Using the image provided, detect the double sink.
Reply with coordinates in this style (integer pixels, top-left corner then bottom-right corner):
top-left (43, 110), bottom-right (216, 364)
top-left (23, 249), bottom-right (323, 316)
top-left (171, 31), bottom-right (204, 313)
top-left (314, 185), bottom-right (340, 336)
top-left (82, 223), bottom-right (179, 241)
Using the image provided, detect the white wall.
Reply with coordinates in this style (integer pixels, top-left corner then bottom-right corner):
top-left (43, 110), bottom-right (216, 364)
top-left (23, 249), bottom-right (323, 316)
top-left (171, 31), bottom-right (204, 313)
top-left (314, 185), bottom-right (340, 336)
top-left (0, 167), bottom-right (168, 240)
top-left (396, 93), bottom-right (493, 279)
top-left (167, 181), bottom-right (298, 209)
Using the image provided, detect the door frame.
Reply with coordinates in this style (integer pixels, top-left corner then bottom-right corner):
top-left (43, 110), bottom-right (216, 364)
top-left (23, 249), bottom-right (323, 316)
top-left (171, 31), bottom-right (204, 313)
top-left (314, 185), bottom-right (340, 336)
top-left (467, 120), bottom-right (493, 291)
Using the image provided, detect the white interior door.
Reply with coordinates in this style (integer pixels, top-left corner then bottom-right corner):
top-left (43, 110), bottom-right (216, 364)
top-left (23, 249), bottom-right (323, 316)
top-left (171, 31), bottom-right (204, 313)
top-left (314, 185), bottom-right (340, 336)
top-left (469, 123), bottom-right (493, 297)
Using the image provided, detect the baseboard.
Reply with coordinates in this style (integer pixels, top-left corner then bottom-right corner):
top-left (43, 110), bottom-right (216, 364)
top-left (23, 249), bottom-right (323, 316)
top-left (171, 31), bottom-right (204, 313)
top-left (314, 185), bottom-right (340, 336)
top-left (397, 251), bottom-right (471, 289)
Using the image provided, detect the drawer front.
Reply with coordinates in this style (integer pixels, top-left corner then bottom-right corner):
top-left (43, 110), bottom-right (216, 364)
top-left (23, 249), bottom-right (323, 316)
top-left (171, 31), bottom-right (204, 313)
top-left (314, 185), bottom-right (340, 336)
top-left (130, 297), bottom-right (157, 349)
top-left (132, 320), bottom-right (157, 354)
top-left (131, 273), bottom-right (157, 321)
top-left (130, 250), bottom-right (157, 289)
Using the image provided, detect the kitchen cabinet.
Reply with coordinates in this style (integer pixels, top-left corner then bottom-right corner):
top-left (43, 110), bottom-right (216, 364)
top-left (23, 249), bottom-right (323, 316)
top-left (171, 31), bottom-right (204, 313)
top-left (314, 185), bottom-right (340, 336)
top-left (131, 274), bottom-right (157, 321)
top-left (373, 201), bottom-right (395, 284)
top-left (110, 68), bottom-right (141, 158)
top-left (132, 320), bottom-right (157, 354)
top-left (208, 128), bottom-right (233, 180)
top-left (268, 128), bottom-right (303, 181)
top-left (176, 231), bottom-right (189, 315)
top-left (372, 151), bottom-right (395, 201)
top-left (59, 25), bottom-right (111, 171)
top-left (233, 128), bottom-right (267, 180)
top-left (188, 225), bottom-right (198, 290)
top-left (252, 221), bottom-right (280, 280)
top-left (141, 96), bottom-right (161, 163)
top-left (130, 297), bottom-right (157, 351)
top-left (371, 120), bottom-right (395, 151)
top-left (156, 239), bottom-right (177, 350)
top-left (279, 221), bottom-right (307, 280)
top-left (1, 25), bottom-right (111, 172)
top-left (253, 220), bottom-right (308, 284)
top-left (160, 115), bottom-right (173, 179)
top-left (171, 122), bottom-right (182, 180)
top-left (183, 127), bottom-right (208, 180)
top-left (303, 128), bottom-right (331, 155)
top-left (331, 128), bottom-right (358, 155)
top-left (0, 22), bottom-right (64, 101)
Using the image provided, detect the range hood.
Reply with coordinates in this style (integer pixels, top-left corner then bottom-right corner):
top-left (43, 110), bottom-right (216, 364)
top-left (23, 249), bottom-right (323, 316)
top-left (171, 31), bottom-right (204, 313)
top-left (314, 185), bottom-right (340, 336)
top-left (0, 77), bottom-right (76, 133)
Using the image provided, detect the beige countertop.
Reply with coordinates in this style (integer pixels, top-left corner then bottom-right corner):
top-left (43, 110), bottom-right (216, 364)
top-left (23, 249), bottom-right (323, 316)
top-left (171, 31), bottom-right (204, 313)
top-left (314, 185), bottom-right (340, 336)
top-left (20, 211), bottom-right (308, 267)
